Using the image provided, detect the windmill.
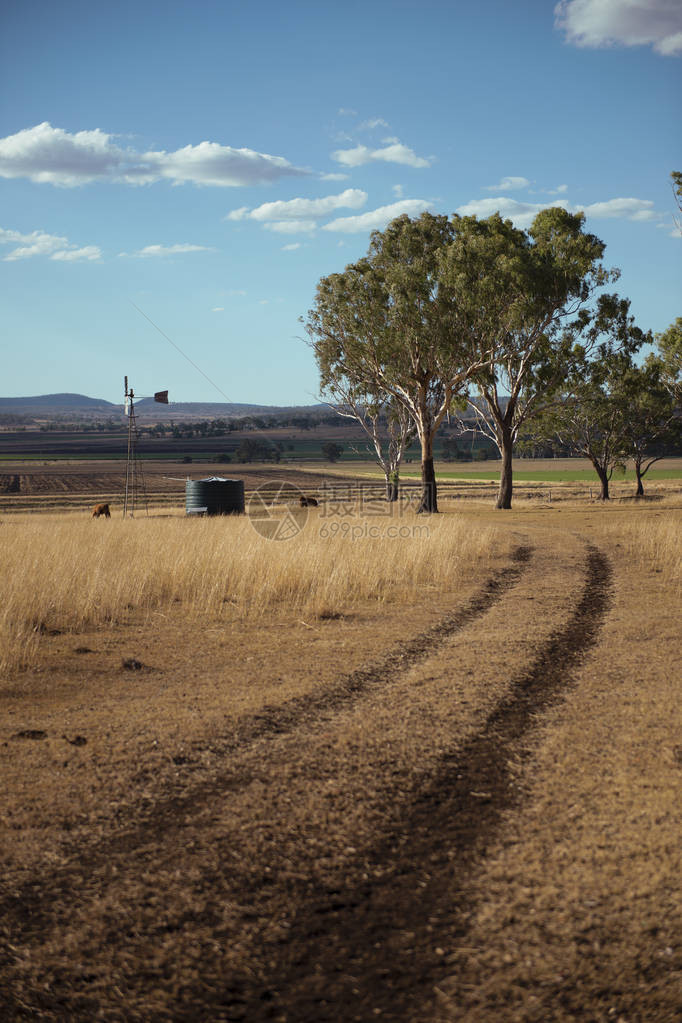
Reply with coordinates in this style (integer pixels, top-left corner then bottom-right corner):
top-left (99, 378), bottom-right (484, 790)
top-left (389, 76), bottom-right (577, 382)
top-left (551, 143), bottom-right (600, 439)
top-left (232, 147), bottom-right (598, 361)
top-left (123, 376), bottom-right (169, 518)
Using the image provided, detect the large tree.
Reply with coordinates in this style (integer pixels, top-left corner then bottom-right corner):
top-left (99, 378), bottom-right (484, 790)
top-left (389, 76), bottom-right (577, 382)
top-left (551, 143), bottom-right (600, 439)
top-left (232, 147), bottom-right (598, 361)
top-left (439, 208), bottom-right (615, 509)
top-left (306, 213), bottom-right (489, 513)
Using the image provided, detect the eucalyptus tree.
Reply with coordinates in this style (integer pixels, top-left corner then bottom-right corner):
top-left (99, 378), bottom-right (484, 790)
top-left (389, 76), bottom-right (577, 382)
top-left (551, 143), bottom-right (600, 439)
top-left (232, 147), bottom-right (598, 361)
top-left (531, 305), bottom-right (648, 500)
top-left (655, 316), bottom-right (682, 399)
top-left (619, 358), bottom-right (680, 496)
top-left (672, 171), bottom-right (682, 232)
top-left (439, 208), bottom-right (615, 509)
top-left (321, 386), bottom-right (415, 501)
top-left (306, 212), bottom-right (489, 513)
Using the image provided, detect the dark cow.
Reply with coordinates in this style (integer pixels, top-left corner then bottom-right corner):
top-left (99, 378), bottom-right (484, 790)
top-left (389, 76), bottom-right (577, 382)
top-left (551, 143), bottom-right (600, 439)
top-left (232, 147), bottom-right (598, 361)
top-left (92, 503), bottom-right (111, 518)
top-left (299, 495), bottom-right (318, 508)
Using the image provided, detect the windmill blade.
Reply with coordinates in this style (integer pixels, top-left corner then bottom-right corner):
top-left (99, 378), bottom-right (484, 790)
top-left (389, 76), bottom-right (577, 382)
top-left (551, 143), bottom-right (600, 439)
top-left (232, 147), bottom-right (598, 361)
top-left (154, 390), bottom-right (169, 404)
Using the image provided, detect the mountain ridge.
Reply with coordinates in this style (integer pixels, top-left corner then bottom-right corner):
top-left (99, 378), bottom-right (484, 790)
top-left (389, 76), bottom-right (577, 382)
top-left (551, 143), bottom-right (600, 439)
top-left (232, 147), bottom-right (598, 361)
top-left (0, 393), bottom-right (325, 418)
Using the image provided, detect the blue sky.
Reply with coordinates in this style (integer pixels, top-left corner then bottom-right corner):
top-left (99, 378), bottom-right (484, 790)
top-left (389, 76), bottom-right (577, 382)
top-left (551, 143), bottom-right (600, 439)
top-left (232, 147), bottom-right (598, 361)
top-left (1, 0), bottom-right (680, 406)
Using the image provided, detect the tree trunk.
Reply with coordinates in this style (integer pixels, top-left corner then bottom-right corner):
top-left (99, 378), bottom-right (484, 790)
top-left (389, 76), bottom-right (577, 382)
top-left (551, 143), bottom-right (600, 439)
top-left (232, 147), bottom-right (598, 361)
top-left (495, 429), bottom-right (513, 510)
top-left (595, 465), bottom-right (610, 500)
top-left (635, 463), bottom-right (644, 497)
top-left (417, 432), bottom-right (438, 513)
top-left (385, 475), bottom-right (399, 502)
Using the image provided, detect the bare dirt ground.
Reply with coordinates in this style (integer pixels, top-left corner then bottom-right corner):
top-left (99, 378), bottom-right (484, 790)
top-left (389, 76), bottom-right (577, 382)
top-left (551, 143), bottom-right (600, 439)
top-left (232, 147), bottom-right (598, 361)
top-left (0, 492), bottom-right (680, 1021)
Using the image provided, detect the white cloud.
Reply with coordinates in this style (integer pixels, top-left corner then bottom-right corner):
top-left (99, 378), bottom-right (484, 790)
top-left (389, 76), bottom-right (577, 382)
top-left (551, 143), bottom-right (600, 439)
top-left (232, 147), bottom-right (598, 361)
top-left (338, 108), bottom-right (358, 117)
top-left (212, 306), bottom-right (224, 312)
top-left (281, 243), bottom-right (302, 251)
top-left (485, 176), bottom-right (531, 192)
top-left (555, 0), bottom-right (682, 56)
top-left (548, 184), bottom-right (569, 195)
top-left (331, 141), bottom-right (432, 169)
top-left (124, 243), bottom-right (213, 257)
top-left (0, 226), bottom-right (101, 261)
top-left (320, 172), bottom-right (349, 181)
top-left (0, 122), bottom-right (309, 188)
top-left (323, 199), bottom-right (433, 233)
top-left (50, 245), bottom-right (102, 261)
top-left (262, 220), bottom-right (318, 234)
top-left (392, 184), bottom-right (404, 198)
top-left (229, 188), bottom-right (367, 224)
top-left (151, 141), bottom-right (306, 188)
top-left (456, 194), bottom-right (660, 228)
top-left (456, 197), bottom-right (563, 229)
top-left (579, 197), bottom-right (657, 220)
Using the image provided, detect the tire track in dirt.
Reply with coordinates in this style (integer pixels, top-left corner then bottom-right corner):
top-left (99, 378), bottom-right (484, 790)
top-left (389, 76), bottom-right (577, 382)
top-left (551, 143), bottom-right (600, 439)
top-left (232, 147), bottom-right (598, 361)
top-left (239, 541), bottom-right (613, 1023)
top-left (0, 546), bottom-right (532, 943)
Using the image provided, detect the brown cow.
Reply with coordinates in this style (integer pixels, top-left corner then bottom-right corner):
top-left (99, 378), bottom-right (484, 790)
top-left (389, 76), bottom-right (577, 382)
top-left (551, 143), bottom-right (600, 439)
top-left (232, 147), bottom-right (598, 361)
top-left (92, 503), bottom-right (111, 518)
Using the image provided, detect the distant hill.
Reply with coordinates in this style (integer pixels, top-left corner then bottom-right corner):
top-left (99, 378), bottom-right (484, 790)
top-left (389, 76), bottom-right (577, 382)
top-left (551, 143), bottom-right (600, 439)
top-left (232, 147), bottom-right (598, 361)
top-left (0, 393), bottom-right (326, 420)
top-left (0, 393), bottom-right (118, 414)
top-left (134, 398), bottom-right (324, 418)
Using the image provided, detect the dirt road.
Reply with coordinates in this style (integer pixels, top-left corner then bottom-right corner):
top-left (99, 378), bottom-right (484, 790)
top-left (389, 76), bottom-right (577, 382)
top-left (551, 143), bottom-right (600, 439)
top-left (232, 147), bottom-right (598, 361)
top-left (0, 521), bottom-right (678, 1021)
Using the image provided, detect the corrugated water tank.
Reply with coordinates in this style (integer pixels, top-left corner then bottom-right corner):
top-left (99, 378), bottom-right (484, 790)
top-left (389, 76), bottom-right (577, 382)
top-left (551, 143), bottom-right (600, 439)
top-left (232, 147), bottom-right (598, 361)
top-left (185, 477), bottom-right (245, 516)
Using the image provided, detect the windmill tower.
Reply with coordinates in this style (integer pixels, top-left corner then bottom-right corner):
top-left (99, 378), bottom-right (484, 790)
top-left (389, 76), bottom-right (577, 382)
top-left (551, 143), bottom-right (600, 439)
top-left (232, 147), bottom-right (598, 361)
top-left (123, 376), bottom-right (169, 518)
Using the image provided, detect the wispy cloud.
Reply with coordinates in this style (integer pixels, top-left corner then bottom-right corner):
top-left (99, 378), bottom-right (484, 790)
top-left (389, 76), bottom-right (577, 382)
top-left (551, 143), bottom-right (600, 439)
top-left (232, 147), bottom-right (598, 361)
top-left (212, 306), bottom-right (224, 312)
top-left (484, 176), bottom-right (531, 192)
top-left (121, 243), bottom-right (214, 257)
top-left (359, 117), bottom-right (390, 131)
top-left (262, 220), bottom-right (318, 234)
top-left (50, 246), bottom-right (102, 262)
top-left (0, 226), bottom-right (101, 261)
top-left (0, 122), bottom-right (310, 188)
top-left (227, 188), bottom-right (367, 224)
top-left (322, 199), bottom-right (433, 233)
top-left (331, 140), bottom-right (432, 169)
top-left (555, 0), bottom-right (682, 56)
top-left (281, 242), bottom-right (302, 251)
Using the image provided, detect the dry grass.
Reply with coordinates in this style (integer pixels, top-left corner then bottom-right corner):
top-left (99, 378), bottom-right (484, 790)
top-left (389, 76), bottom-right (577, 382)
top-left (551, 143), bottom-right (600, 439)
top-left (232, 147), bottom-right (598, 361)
top-left (604, 511), bottom-right (681, 590)
top-left (0, 509), bottom-right (506, 677)
top-left (1, 496), bottom-right (681, 1019)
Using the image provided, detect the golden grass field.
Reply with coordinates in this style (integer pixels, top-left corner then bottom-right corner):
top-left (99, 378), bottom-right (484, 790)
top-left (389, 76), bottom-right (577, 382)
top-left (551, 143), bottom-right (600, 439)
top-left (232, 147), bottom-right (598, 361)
top-left (0, 466), bottom-right (680, 1021)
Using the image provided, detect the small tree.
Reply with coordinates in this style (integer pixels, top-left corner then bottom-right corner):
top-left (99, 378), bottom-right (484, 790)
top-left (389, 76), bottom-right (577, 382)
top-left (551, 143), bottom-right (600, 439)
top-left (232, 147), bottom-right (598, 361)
top-left (534, 312), bottom-right (647, 500)
top-left (320, 386), bottom-right (415, 501)
top-left (618, 358), bottom-right (679, 496)
top-left (321, 441), bottom-right (343, 462)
